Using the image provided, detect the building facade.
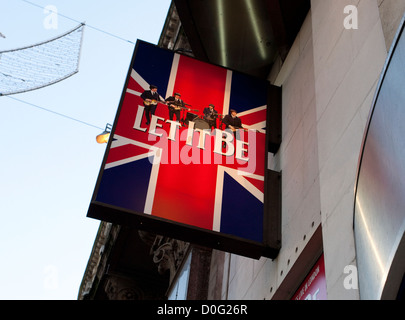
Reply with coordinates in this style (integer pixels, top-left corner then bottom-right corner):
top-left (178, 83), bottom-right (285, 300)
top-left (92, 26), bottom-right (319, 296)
top-left (79, 0), bottom-right (405, 300)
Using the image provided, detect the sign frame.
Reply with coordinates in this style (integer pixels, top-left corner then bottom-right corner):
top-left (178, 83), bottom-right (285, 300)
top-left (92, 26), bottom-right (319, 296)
top-left (87, 40), bottom-right (281, 259)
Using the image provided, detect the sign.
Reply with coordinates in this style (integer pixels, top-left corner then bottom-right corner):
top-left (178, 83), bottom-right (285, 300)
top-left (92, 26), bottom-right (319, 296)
top-left (292, 254), bottom-right (327, 300)
top-left (88, 40), bottom-right (280, 259)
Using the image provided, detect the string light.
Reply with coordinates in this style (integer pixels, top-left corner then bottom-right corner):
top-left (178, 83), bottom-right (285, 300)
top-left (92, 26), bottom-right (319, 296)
top-left (0, 24), bottom-right (84, 96)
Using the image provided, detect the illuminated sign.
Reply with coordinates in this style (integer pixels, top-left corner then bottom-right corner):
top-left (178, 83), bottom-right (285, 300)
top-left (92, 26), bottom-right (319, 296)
top-left (88, 41), bottom-right (280, 259)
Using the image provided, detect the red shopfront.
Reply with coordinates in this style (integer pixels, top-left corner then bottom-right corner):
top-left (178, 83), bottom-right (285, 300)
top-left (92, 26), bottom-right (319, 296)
top-left (291, 254), bottom-right (327, 300)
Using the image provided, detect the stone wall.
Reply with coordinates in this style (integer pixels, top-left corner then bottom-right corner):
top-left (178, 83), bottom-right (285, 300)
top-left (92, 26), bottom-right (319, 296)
top-left (208, 0), bottom-right (400, 300)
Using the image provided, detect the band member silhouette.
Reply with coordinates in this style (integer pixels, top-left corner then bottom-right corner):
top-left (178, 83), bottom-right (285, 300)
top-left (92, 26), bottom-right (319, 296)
top-left (165, 92), bottom-right (185, 122)
top-left (223, 109), bottom-right (243, 131)
top-left (141, 85), bottom-right (164, 125)
top-left (203, 104), bottom-right (219, 129)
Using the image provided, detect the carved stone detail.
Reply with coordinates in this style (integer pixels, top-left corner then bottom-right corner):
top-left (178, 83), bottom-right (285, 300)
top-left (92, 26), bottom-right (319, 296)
top-left (139, 231), bottom-right (189, 284)
top-left (104, 276), bottom-right (143, 300)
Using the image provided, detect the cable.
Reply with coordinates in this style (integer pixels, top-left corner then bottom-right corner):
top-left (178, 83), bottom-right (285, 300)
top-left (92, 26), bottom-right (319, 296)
top-left (4, 95), bottom-right (105, 131)
top-left (0, 24), bottom-right (84, 96)
top-left (20, 0), bottom-right (135, 45)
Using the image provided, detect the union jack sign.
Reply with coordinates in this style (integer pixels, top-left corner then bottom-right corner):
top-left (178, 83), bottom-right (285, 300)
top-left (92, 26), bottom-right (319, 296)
top-left (88, 41), bottom-right (280, 259)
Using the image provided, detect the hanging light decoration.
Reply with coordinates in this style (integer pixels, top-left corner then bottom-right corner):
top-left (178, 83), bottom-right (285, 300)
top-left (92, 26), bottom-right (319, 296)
top-left (0, 23), bottom-right (84, 96)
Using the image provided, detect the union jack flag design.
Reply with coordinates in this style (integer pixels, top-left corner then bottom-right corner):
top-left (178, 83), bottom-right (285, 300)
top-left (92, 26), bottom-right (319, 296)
top-left (94, 41), bottom-right (269, 243)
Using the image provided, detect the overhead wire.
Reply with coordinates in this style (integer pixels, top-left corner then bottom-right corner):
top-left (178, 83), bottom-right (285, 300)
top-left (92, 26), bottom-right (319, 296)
top-left (20, 0), bottom-right (136, 45)
top-left (5, 95), bottom-right (105, 131)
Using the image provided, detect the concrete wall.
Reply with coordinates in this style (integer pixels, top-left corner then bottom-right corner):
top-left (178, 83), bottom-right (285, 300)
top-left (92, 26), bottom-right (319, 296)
top-left (311, 0), bottom-right (386, 299)
top-left (207, 0), bottom-right (400, 300)
top-left (378, 0), bottom-right (405, 50)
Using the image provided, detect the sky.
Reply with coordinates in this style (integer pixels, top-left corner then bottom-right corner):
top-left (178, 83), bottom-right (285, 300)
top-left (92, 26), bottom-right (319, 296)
top-left (0, 0), bottom-right (171, 300)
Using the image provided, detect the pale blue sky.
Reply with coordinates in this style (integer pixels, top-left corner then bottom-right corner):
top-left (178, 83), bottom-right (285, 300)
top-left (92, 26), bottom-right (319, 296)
top-left (0, 0), bottom-right (171, 299)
